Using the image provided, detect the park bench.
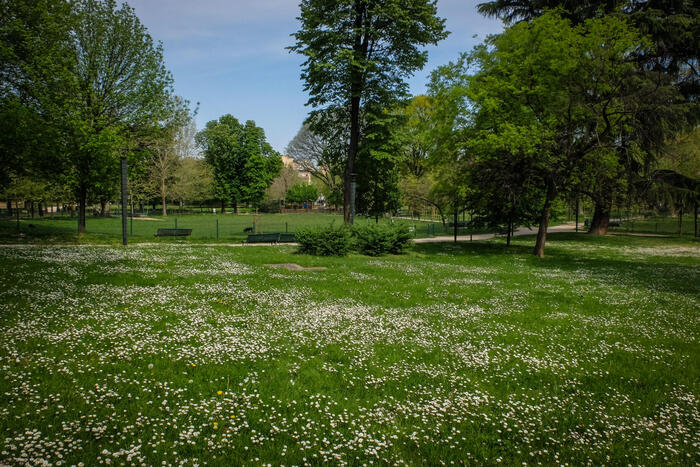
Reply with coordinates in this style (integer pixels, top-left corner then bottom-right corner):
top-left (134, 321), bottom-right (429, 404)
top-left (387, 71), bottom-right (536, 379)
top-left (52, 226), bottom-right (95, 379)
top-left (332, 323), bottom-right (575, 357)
top-left (154, 228), bottom-right (192, 237)
top-left (244, 233), bottom-right (297, 244)
top-left (277, 233), bottom-right (296, 243)
top-left (245, 233), bottom-right (281, 244)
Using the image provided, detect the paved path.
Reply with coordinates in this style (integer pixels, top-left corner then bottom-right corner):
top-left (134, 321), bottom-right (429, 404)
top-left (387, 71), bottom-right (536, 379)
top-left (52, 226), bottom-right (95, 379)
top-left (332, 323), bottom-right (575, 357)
top-left (413, 222), bottom-right (580, 243)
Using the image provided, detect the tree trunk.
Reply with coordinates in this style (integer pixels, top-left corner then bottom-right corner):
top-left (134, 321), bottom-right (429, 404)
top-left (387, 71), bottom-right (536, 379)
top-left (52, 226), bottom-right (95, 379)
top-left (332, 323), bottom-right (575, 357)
top-left (678, 207), bottom-right (683, 237)
top-left (6, 199), bottom-right (11, 216)
top-left (588, 198), bottom-right (611, 235)
top-left (38, 202), bottom-right (44, 217)
top-left (344, 1), bottom-right (365, 225)
top-left (100, 199), bottom-right (107, 217)
top-left (30, 201), bottom-right (35, 219)
top-left (453, 209), bottom-right (458, 243)
top-left (533, 183), bottom-right (555, 258)
top-left (161, 181), bottom-right (167, 217)
top-left (233, 201), bottom-right (239, 214)
top-left (695, 202), bottom-right (698, 238)
top-left (78, 187), bottom-right (87, 233)
top-left (506, 219), bottom-right (512, 246)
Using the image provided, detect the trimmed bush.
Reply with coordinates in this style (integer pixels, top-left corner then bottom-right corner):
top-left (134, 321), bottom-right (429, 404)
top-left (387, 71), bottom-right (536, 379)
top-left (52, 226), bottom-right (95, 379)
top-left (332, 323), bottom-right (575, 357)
top-left (295, 225), bottom-right (352, 256)
top-left (352, 223), bottom-right (412, 256)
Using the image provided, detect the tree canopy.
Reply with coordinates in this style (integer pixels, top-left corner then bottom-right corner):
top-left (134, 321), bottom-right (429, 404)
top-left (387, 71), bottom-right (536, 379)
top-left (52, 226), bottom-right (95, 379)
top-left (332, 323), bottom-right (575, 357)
top-left (196, 115), bottom-right (282, 212)
top-left (290, 0), bottom-right (447, 223)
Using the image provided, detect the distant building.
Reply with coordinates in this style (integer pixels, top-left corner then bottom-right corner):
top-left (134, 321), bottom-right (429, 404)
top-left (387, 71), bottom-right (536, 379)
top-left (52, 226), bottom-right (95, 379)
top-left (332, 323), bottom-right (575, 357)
top-left (281, 155), bottom-right (312, 185)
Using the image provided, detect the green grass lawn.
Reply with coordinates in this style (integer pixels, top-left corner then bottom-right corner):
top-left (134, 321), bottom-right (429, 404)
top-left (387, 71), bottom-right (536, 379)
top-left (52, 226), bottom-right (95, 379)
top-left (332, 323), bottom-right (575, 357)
top-left (0, 213), bottom-right (487, 244)
top-left (609, 216), bottom-right (697, 237)
top-left (1, 234), bottom-right (698, 465)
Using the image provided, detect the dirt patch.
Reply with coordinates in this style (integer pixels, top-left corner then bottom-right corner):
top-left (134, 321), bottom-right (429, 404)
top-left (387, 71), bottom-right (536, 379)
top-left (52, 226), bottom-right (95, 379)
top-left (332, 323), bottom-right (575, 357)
top-left (266, 263), bottom-right (327, 271)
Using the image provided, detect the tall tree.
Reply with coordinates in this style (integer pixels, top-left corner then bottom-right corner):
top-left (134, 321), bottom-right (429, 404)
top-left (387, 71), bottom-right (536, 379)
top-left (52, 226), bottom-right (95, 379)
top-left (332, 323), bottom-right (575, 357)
top-left (478, 0), bottom-right (699, 234)
top-left (396, 95), bottom-right (434, 178)
top-left (67, 0), bottom-right (173, 232)
top-left (172, 157), bottom-right (213, 209)
top-left (355, 108), bottom-right (403, 220)
top-left (427, 61), bottom-right (475, 239)
top-left (462, 12), bottom-right (650, 256)
top-left (267, 164), bottom-right (302, 202)
top-left (196, 115), bottom-right (281, 212)
top-left (0, 0), bottom-right (74, 192)
top-left (286, 122), bottom-right (344, 200)
top-left (144, 97), bottom-right (194, 216)
top-left (290, 0), bottom-right (447, 223)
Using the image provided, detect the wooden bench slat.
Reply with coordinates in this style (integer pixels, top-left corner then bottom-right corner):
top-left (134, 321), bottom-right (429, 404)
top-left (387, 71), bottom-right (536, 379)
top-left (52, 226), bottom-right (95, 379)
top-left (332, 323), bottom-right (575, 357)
top-left (245, 233), bottom-right (280, 243)
top-left (155, 228), bottom-right (192, 237)
top-left (278, 233), bottom-right (296, 243)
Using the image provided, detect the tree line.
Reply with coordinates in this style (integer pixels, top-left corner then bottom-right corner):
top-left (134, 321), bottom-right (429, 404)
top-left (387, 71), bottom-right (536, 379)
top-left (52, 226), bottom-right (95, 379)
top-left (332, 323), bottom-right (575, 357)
top-left (289, 0), bottom-right (699, 256)
top-left (2, 0), bottom-right (697, 254)
top-left (0, 0), bottom-right (283, 228)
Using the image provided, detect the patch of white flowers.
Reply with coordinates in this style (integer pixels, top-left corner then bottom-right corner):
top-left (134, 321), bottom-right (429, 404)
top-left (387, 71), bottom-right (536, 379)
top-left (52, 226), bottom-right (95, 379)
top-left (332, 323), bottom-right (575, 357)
top-left (0, 243), bottom-right (698, 465)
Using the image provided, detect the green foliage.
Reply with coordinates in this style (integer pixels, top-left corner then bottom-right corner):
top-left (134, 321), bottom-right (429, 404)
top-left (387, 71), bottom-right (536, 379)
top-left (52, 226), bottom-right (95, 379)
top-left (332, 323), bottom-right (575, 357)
top-left (0, 0), bottom-right (176, 231)
top-left (172, 157), bottom-right (213, 205)
top-left (289, 0), bottom-right (448, 113)
top-left (295, 224), bottom-right (352, 256)
top-left (356, 109), bottom-right (403, 218)
top-left (286, 183), bottom-right (318, 205)
top-left (289, 0), bottom-right (448, 222)
top-left (0, 0), bottom-right (75, 188)
top-left (396, 95), bottom-right (435, 178)
top-left (295, 220), bottom-right (412, 257)
top-left (430, 10), bottom-right (666, 254)
top-left (196, 115), bottom-right (281, 209)
top-left (352, 222), bottom-right (412, 256)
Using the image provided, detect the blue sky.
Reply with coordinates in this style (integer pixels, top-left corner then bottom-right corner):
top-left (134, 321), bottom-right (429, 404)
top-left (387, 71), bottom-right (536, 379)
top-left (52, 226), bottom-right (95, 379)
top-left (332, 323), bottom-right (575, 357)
top-left (125, 0), bottom-right (504, 153)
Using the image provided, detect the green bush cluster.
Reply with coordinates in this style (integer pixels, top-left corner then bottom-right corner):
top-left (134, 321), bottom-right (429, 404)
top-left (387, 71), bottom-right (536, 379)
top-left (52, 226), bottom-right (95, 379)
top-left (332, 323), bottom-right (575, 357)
top-left (294, 225), bottom-right (352, 256)
top-left (352, 223), bottom-right (412, 256)
top-left (295, 223), bottom-right (412, 256)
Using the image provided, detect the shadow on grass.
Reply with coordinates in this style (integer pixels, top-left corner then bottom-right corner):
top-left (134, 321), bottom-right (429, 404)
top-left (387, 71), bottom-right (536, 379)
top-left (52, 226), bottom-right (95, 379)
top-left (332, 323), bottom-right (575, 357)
top-left (412, 233), bottom-right (700, 298)
top-left (0, 219), bottom-right (79, 243)
top-left (412, 239), bottom-right (533, 257)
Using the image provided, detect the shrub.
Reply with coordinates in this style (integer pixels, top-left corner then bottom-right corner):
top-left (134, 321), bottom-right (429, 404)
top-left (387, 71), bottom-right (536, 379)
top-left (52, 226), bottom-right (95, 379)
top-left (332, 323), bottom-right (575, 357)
top-left (295, 225), bottom-right (352, 256)
top-left (352, 222), bottom-right (412, 256)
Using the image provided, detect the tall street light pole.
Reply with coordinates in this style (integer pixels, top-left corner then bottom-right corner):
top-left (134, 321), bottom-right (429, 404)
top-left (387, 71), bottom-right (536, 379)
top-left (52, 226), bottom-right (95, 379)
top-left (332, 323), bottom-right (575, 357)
top-left (120, 156), bottom-right (128, 246)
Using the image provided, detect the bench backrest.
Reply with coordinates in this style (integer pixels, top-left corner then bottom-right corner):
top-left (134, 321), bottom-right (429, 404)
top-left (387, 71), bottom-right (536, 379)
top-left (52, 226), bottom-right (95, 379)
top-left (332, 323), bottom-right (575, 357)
top-left (156, 228), bottom-right (192, 236)
top-left (246, 233), bottom-right (280, 242)
top-left (278, 233), bottom-right (296, 242)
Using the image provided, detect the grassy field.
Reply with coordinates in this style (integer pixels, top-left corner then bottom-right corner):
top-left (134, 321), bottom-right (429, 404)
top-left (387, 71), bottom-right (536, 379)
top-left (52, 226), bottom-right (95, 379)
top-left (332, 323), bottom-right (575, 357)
top-left (0, 234), bottom-right (698, 465)
top-left (0, 213), bottom-right (480, 244)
